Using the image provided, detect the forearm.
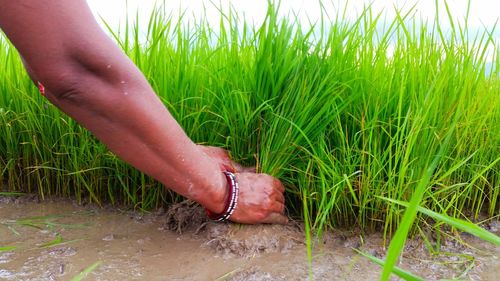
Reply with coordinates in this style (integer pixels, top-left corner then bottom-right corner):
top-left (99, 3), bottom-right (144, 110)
top-left (0, 0), bottom-right (226, 213)
top-left (44, 63), bottom-right (226, 213)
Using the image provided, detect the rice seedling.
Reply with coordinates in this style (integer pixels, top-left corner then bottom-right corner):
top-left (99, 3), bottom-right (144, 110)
top-left (0, 1), bottom-right (499, 279)
top-left (356, 249), bottom-right (425, 281)
top-left (1, 212), bottom-right (93, 232)
top-left (0, 245), bottom-right (17, 252)
top-left (70, 261), bottom-right (102, 281)
top-left (1, 211), bottom-right (92, 252)
top-left (214, 268), bottom-right (243, 281)
top-left (38, 233), bottom-right (64, 249)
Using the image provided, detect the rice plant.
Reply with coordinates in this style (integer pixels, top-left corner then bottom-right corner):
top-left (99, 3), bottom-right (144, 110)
top-left (1, 3), bottom-right (498, 278)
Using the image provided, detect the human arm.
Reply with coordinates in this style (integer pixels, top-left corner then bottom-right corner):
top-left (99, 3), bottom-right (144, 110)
top-left (0, 0), bottom-right (287, 224)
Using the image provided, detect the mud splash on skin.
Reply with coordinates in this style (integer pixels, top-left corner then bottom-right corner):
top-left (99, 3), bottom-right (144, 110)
top-left (0, 196), bottom-right (498, 281)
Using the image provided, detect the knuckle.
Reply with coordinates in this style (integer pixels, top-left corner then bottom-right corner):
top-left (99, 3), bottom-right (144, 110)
top-left (255, 211), bottom-right (267, 221)
top-left (265, 198), bottom-right (273, 208)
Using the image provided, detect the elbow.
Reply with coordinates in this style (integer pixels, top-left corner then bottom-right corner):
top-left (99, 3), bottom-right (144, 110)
top-left (30, 61), bottom-right (87, 105)
top-left (27, 52), bottom-right (144, 109)
top-left (46, 74), bottom-right (84, 104)
top-left (33, 60), bottom-right (119, 109)
top-left (49, 79), bottom-right (92, 110)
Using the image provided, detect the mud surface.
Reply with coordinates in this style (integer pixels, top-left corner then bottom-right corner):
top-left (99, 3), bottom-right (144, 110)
top-left (0, 196), bottom-right (499, 280)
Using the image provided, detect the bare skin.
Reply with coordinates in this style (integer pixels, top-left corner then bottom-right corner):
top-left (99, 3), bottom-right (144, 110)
top-left (0, 0), bottom-right (287, 224)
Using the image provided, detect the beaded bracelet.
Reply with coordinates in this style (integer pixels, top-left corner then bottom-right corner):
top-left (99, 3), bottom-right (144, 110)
top-left (205, 171), bottom-right (239, 221)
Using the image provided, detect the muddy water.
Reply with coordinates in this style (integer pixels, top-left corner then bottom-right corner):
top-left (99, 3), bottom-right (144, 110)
top-left (0, 196), bottom-right (498, 281)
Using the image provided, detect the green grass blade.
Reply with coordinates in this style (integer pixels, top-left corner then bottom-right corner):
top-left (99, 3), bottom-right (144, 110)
top-left (0, 246), bottom-right (17, 252)
top-left (379, 197), bottom-right (500, 246)
top-left (355, 249), bottom-right (424, 281)
top-left (71, 261), bottom-right (102, 281)
top-left (38, 234), bottom-right (64, 248)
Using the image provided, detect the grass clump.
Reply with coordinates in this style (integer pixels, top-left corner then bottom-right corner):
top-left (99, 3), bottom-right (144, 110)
top-left (0, 1), bottom-right (498, 255)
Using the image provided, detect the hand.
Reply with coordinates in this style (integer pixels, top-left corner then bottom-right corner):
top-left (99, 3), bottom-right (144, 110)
top-left (198, 146), bottom-right (287, 224)
top-left (229, 172), bottom-right (288, 224)
top-left (198, 145), bottom-right (256, 173)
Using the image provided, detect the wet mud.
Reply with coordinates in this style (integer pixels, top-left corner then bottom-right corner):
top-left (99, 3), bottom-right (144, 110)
top-left (0, 196), bottom-right (498, 280)
top-left (165, 200), bottom-right (303, 258)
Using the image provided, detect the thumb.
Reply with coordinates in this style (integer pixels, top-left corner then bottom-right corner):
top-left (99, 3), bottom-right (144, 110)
top-left (261, 213), bottom-right (289, 225)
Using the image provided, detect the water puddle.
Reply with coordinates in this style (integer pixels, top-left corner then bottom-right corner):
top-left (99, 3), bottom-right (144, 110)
top-left (0, 196), bottom-right (498, 280)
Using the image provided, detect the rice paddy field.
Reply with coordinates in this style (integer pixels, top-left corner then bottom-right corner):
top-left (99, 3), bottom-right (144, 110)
top-left (1, 2), bottom-right (499, 280)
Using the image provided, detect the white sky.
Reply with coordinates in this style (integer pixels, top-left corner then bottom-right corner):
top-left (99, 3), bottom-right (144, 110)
top-left (87, 0), bottom-right (500, 30)
top-left (87, 0), bottom-right (499, 62)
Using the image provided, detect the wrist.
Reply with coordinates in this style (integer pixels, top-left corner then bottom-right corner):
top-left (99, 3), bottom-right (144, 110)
top-left (202, 170), bottom-right (228, 214)
top-left (205, 171), bottom-right (239, 221)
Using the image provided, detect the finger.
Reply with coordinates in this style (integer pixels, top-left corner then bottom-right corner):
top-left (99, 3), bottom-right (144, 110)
top-left (274, 191), bottom-right (285, 204)
top-left (273, 177), bottom-right (285, 193)
top-left (262, 213), bottom-right (289, 224)
top-left (271, 202), bottom-right (285, 214)
top-left (261, 174), bottom-right (285, 193)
